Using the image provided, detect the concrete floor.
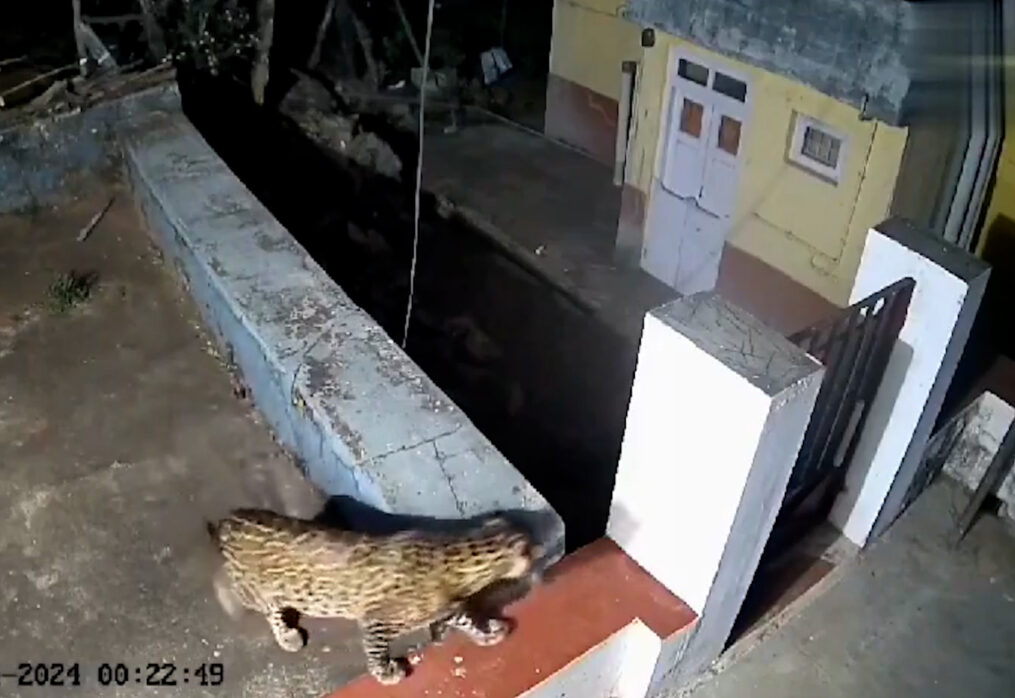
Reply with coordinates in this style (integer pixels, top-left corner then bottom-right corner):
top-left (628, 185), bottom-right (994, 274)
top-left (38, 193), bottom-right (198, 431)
top-left (422, 119), bottom-right (676, 341)
top-left (418, 117), bottom-right (838, 344)
top-left (675, 477), bottom-right (1015, 698)
top-left (0, 183), bottom-right (363, 697)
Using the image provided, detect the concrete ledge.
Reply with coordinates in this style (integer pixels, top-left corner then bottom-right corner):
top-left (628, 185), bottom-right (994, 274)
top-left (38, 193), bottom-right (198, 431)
top-left (119, 99), bottom-right (564, 560)
top-left (0, 80), bottom-right (179, 214)
top-left (325, 538), bottom-right (697, 698)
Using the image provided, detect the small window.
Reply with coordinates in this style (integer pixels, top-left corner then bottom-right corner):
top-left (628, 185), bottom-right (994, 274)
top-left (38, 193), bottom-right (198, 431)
top-left (677, 58), bottom-right (709, 87)
top-left (788, 114), bottom-right (847, 183)
top-left (717, 115), bottom-right (742, 155)
top-left (712, 72), bottom-right (747, 102)
top-left (801, 126), bottom-right (841, 168)
top-left (679, 98), bottom-right (704, 138)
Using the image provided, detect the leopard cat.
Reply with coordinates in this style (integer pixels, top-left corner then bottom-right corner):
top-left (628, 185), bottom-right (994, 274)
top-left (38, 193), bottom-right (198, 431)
top-left (206, 508), bottom-right (540, 685)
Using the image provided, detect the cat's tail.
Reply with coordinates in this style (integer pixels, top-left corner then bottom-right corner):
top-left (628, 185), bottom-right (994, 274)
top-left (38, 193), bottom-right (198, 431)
top-left (211, 565), bottom-right (247, 620)
top-left (205, 516), bottom-right (248, 620)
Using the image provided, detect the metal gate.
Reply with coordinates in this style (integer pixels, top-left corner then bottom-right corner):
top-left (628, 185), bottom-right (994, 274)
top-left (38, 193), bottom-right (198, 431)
top-left (764, 276), bottom-right (916, 558)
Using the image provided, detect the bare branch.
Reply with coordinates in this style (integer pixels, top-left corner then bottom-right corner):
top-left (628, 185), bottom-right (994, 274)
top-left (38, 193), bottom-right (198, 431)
top-left (308, 0), bottom-right (337, 70)
top-left (0, 55), bottom-right (28, 70)
top-left (26, 78), bottom-right (69, 109)
top-left (77, 196), bottom-right (115, 242)
top-left (0, 63), bottom-right (78, 108)
top-left (251, 0), bottom-right (276, 105)
top-left (349, 6), bottom-right (381, 89)
top-left (393, 0), bottom-right (424, 67)
top-left (137, 0), bottom-right (168, 61)
top-left (71, 0), bottom-right (87, 76)
top-left (80, 13), bottom-right (144, 26)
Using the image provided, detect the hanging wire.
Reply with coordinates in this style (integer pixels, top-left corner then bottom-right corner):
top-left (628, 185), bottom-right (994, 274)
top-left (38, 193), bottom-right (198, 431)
top-left (401, 0), bottom-right (438, 349)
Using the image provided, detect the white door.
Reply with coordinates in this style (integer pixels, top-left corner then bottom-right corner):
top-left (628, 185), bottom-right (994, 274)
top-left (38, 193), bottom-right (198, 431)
top-left (644, 55), bottom-right (749, 294)
top-left (662, 88), bottom-right (711, 199)
top-left (642, 188), bottom-right (690, 285)
top-left (674, 205), bottom-right (726, 294)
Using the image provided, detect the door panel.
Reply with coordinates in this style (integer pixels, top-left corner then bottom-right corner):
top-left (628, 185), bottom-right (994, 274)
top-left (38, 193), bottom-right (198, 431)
top-left (674, 207), bottom-right (726, 295)
top-left (644, 53), bottom-right (750, 295)
top-left (700, 111), bottom-right (743, 218)
top-left (662, 89), bottom-right (710, 199)
top-left (642, 186), bottom-right (690, 286)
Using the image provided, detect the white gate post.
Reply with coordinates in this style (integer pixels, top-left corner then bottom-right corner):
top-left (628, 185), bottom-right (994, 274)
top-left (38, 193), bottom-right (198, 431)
top-left (607, 292), bottom-right (824, 687)
top-left (829, 217), bottom-right (990, 545)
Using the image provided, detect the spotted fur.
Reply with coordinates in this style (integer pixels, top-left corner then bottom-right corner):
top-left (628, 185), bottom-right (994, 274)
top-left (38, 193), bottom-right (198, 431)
top-left (207, 508), bottom-right (538, 685)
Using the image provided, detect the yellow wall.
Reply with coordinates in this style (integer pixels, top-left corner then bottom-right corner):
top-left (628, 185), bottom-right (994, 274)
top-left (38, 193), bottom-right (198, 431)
top-left (548, 0), bottom-right (643, 100)
top-left (980, 142), bottom-right (1015, 247)
top-left (976, 35), bottom-right (1015, 257)
top-left (547, 5), bottom-right (911, 304)
top-left (625, 35), bottom-right (908, 305)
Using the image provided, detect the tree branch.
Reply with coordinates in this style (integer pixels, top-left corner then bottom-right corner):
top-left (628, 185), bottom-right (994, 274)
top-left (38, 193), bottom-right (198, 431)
top-left (393, 0), bottom-right (424, 67)
top-left (0, 55), bottom-right (27, 70)
top-left (0, 63), bottom-right (78, 108)
top-left (308, 0), bottom-right (337, 70)
top-left (80, 13), bottom-right (143, 26)
top-left (251, 0), bottom-right (276, 105)
top-left (71, 0), bottom-right (87, 76)
top-left (137, 0), bottom-right (168, 62)
top-left (349, 5), bottom-right (381, 89)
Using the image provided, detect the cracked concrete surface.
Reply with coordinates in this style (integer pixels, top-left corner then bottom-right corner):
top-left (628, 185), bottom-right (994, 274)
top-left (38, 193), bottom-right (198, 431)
top-left (654, 293), bottom-right (822, 397)
top-left (674, 478), bottom-right (1015, 698)
top-left (0, 183), bottom-right (363, 697)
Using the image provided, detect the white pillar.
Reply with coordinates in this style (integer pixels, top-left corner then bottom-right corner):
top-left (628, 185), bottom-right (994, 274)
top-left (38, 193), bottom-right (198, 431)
top-left (607, 292), bottom-right (824, 683)
top-left (830, 217), bottom-right (990, 546)
top-left (524, 620), bottom-right (663, 698)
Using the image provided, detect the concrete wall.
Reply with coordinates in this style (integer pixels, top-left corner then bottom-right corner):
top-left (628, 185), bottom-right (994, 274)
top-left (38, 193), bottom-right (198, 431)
top-left (888, 1), bottom-right (976, 235)
top-left (548, 0), bottom-right (643, 105)
top-left (625, 0), bottom-right (912, 126)
top-left (545, 0), bottom-right (644, 164)
top-left (890, 120), bottom-right (966, 235)
top-left (608, 293), bottom-right (824, 683)
top-left (627, 34), bottom-right (908, 307)
top-left (524, 620), bottom-right (662, 698)
top-left (545, 3), bottom-right (909, 308)
top-left (933, 392), bottom-right (1015, 526)
top-left (104, 91), bottom-right (564, 562)
top-left (829, 218), bottom-right (990, 545)
top-left (0, 84), bottom-right (179, 214)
